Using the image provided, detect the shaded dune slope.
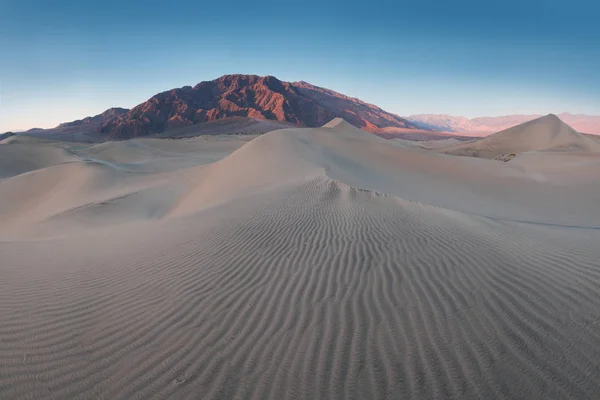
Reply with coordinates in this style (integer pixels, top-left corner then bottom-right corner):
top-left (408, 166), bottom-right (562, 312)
top-left (1, 121), bottom-right (600, 399)
top-left (0, 160), bottom-right (184, 237)
top-left (0, 141), bottom-right (78, 178)
top-left (0, 136), bottom-right (254, 238)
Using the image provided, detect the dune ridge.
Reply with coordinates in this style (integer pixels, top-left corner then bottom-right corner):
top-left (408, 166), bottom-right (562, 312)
top-left (407, 112), bottom-right (600, 135)
top-left (1, 120), bottom-right (600, 399)
top-left (440, 114), bottom-right (600, 159)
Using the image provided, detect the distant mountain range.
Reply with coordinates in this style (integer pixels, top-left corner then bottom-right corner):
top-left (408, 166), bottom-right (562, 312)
top-left (58, 108), bottom-right (129, 128)
top-left (407, 113), bottom-right (600, 135)
top-left (6, 74), bottom-right (599, 141)
top-left (438, 114), bottom-right (600, 159)
top-left (97, 74), bottom-right (420, 139)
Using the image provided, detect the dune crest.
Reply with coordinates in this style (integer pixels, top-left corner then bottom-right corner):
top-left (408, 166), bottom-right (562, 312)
top-left (1, 122), bottom-right (600, 399)
top-left (440, 114), bottom-right (600, 159)
top-left (322, 117), bottom-right (352, 129)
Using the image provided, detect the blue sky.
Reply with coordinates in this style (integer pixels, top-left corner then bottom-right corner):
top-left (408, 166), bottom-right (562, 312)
top-left (1, 0), bottom-right (599, 131)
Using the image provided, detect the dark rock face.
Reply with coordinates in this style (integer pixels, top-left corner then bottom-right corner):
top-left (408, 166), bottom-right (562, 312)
top-left (98, 75), bottom-right (419, 139)
top-left (58, 108), bottom-right (129, 128)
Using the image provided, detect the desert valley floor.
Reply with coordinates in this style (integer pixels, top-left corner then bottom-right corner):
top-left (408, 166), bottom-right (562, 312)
top-left (1, 118), bottom-right (600, 399)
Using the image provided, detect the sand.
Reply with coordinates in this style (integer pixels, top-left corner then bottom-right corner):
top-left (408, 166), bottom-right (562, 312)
top-left (440, 114), bottom-right (600, 159)
top-left (1, 119), bottom-right (600, 399)
top-left (20, 116), bottom-right (294, 143)
top-left (388, 137), bottom-right (465, 149)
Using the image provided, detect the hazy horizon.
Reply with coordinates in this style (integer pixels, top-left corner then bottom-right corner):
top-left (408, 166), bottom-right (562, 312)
top-left (1, 0), bottom-right (599, 132)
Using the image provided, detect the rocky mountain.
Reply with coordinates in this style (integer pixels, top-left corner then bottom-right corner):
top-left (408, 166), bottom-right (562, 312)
top-left (407, 113), bottom-right (600, 135)
top-left (98, 74), bottom-right (420, 139)
top-left (58, 108), bottom-right (129, 128)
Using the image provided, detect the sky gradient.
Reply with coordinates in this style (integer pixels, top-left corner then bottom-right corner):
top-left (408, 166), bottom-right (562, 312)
top-left (1, 0), bottom-right (599, 131)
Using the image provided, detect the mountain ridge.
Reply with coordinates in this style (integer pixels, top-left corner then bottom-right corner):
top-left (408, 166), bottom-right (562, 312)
top-left (57, 108), bottom-right (129, 128)
top-left (97, 74), bottom-right (420, 139)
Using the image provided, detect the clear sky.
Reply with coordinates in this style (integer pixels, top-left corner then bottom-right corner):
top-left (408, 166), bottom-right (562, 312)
top-left (1, 0), bottom-right (599, 131)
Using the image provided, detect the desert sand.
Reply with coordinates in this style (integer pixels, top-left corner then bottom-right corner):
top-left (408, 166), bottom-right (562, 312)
top-left (1, 118), bottom-right (600, 399)
top-left (440, 114), bottom-right (600, 159)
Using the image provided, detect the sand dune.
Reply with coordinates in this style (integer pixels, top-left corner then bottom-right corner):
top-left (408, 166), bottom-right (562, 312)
top-left (0, 139), bottom-right (78, 178)
top-left (389, 137), bottom-right (465, 149)
top-left (1, 120), bottom-right (600, 399)
top-left (440, 114), bottom-right (600, 159)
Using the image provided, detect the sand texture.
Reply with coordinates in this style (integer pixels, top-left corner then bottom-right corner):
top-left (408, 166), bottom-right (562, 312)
top-left (1, 119), bottom-right (600, 399)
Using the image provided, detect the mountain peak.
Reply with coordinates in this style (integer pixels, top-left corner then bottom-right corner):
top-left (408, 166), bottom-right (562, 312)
top-left (98, 75), bottom-right (420, 139)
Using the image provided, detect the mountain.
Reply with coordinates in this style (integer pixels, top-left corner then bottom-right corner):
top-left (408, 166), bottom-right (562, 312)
top-left (406, 114), bottom-right (475, 132)
top-left (439, 114), bottom-right (600, 159)
top-left (15, 108), bottom-right (131, 142)
top-left (0, 132), bottom-right (16, 142)
top-left (407, 113), bottom-right (600, 135)
top-left (98, 74), bottom-right (420, 139)
top-left (557, 113), bottom-right (600, 135)
top-left (58, 108), bottom-right (129, 128)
